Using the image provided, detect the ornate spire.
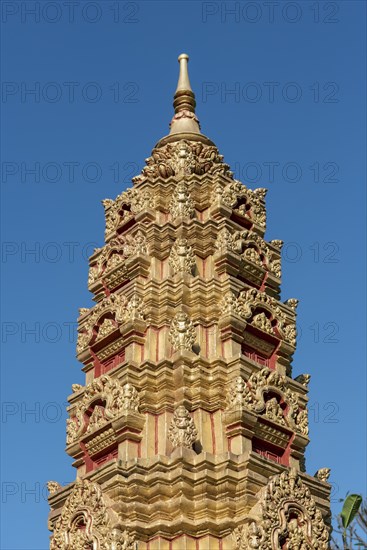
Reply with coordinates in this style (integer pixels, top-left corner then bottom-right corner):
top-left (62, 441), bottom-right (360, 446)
top-left (173, 53), bottom-right (196, 114)
top-left (156, 53), bottom-right (214, 147)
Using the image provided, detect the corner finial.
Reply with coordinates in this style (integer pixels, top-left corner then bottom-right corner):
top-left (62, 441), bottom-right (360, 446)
top-left (173, 53), bottom-right (196, 114)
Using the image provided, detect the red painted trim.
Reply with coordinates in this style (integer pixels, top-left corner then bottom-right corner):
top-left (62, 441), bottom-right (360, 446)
top-left (155, 414), bottom-right (159, 455)
top-left (210, 413), bottom-right (217, 454)
top-left (155, 329), bottom-right (159, 362)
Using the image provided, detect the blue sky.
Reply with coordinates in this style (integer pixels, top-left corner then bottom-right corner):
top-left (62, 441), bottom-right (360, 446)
top-left (1, 1), bottom-right (366, 548)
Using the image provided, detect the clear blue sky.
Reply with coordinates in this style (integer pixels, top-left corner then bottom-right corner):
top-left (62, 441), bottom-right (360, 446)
top-left (1, 1), bottom-right (366, 548)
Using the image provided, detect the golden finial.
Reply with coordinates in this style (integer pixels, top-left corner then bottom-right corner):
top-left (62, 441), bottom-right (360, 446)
top-left (155, 54), bottom-right (215, 147)
top-left (173, 53), bottom-right (196, 114)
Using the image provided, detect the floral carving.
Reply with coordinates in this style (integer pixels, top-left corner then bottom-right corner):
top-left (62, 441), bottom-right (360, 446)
top-left (220, 288), bottom-right (297, 347)
top-left (270, 239), bottom-right (284, 250)
top-left (50, 479), bottom-right (137, 550)
top-left (115, 295), bottom-right (145, 324)
top-left (120, 383), bottom-right (140, 413)
top-left (214, 228), bottom-right (282, 278)
top-left (169, 181), bottom-right (195, 219)
top-left (168, 312), bottom-right (196, 352)
top-left (77, 294), bottom-right (145, 354)
top-left (252, 312), bottom-right (273, 334)
top-left (234, 470), bottom-right (329, 549)
top-left (76, 331), bottom-right (91, 355)
top-left (88, 230), bottom-right (148, 290)
top-left (168, 238), bottom-right (196, 275)
top-left (66, 376), bottom-right (140, 445)
top-left (215, 228), bottom-right (238, 253)
top-left (226, 376), bottom-right (247, 409)
top-left (47, 481), bottom-right (62, 495)
top-left (103, 187), bottom-right (154, 239)
top-left (86, 405), bottom-right (105, 434)
top-left (66, 417), bottom-right (80, 445)
top-left (168, 405), bottom-right (198, 449)
top-left (216, 180), bottom-right (267, 228)
top-left (226, 368), bottom-right (309, 436)
top-left (270, 258), bottom-right (282, 278)
top-left (132, 140), bottom-right (232, 184)
top-left (261, 469), bottom-right (329, 549)
top-left (265, 397), bottom-right (286, 425)
top-left (96, 318), bottom-right (116, 340)
top-left (234, 521), bottom-right (264, 549)
top-left (220, 291), bottom-right (244, 316)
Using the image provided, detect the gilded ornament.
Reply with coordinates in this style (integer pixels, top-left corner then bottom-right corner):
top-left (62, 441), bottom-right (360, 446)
top-left (315, 468), bottom-right (331, 482)
top-left (227, 367), bottom-right (308, 435)
top-left (168, 311), bottom-right (196, 352)
top-left (168, 181), bottom-right (195, 219)
top-left (168, 238), bottom-right (196, 275)
top-left (96, 318), bottom-right (116, 340)
top-left (226, 376), bottom-right (247, 410)
top-left (294, 374), bottom-right (311, 387)
top-left (67, 376), bottom-right (140, 445)
top-left (47, 481), bottom-right (62, 495)
top-left (168, 405), bottom-right (198, 449)
top-left (50, 479), bottom-right (137, 550)
top-left (252, 312), bottom-right (274, 334)
top-left (132, 140), bottom-right (231, 184)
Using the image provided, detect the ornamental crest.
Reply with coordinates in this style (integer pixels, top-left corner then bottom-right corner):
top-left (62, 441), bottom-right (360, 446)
top-left (88, 230), bottom-right (148, 288)
top-left (226, 368), bottom-right (309, 436)
top-left (233, 469), bottom-right (329, 549)
top-left (132, 140), bottom-right (232, 184)
top-left (103, 187), bottom-right (154, 240)
top-left (66, 376), bottom-right (140, 445)
top-left (214, 229), bottom-right (281, 278)
top-left (50, 479), bottom-right (137, 550)
top-left (213, 180), bottom-right (267, 228)
top-left (220, 288), bottom-right (297, 347)
top-left (77, 294), bottom-right (145, 354)
top-left (168, 405), bottom-right (198, 449)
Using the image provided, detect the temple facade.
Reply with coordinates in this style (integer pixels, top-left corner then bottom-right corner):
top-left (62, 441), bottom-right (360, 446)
top-left (48, 54), bottom-right (331, 549)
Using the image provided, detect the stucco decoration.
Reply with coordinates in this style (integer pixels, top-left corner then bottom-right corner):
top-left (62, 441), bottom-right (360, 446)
top-left (234, 469), bottom-right (329, 549)
top-left (226, 369), bottom-right (308, 436)
top-left (168, 405), bottom-right (198, 449)
top-left (50, 479), bottom-right (137, 550)
top-left (66, 376), bottom-right (139, 445)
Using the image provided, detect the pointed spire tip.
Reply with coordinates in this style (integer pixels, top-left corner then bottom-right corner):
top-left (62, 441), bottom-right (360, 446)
top-left (175, 53), bottom-right (193, 95)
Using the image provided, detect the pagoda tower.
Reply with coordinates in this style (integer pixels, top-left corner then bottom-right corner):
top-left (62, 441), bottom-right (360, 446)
top-left (48, 54), bottom-right (332, 549)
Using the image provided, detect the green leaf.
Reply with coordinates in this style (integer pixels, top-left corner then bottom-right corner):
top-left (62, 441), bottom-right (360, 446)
top-left (341, 494), bottom-right (363, 528)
